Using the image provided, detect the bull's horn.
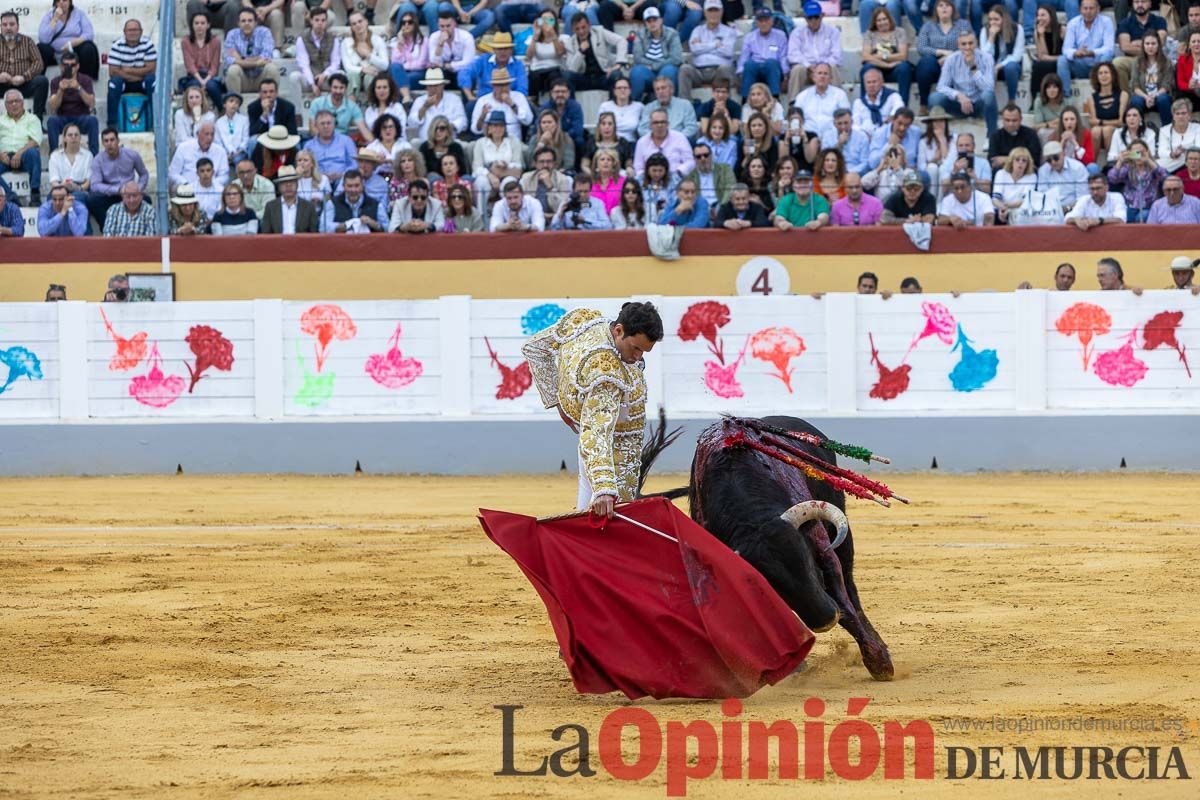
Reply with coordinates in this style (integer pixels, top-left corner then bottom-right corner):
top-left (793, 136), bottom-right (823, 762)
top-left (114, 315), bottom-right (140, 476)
top-left (781, 501), bottom-right (850, 551)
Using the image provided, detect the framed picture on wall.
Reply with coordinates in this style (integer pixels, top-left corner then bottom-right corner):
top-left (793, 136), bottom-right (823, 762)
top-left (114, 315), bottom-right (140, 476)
top-left (127, 272), bottom-right (176, 303)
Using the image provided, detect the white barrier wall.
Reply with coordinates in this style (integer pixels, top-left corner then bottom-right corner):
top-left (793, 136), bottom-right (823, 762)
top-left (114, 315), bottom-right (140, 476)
top-left (1, 291), bottom-right (1198, 421)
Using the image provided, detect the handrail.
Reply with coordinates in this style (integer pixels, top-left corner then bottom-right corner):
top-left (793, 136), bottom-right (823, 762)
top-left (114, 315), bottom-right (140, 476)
top-left (153, 0), bottom-right (176, 235)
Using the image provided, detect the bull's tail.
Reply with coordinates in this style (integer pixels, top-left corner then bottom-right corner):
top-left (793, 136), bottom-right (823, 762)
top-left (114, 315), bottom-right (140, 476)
top-left (638, 406), bottom-right (685, 496)
top-left (638, 486), bottom-right (690, 500)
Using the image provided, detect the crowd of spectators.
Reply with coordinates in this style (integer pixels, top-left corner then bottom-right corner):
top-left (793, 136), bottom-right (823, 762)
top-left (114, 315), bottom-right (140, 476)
top-left (6, 0), bottom-right (1200, 239)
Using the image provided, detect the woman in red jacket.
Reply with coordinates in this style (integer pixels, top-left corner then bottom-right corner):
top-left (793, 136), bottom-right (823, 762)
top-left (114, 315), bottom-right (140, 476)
top-left (1177, 31), bottom-right (1200, 112)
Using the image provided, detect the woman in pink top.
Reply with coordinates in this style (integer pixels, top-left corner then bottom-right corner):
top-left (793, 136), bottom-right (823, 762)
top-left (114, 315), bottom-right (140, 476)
top-left (589, 148), bottom-right (626, 213)
top-left (389, 12), bottom-right (429, 95)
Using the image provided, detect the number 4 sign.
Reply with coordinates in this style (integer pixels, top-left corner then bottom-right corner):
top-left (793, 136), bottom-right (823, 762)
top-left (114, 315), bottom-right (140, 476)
top-left (735, 257), bottom-right (791, 297)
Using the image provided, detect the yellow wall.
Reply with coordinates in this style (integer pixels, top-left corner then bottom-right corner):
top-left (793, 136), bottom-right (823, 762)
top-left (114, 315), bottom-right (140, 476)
top-left (0, 250), bottom-right (1185, 303)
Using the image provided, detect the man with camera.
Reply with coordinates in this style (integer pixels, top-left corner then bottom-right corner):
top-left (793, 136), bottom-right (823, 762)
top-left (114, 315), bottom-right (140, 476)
top-left (937, 132), bottom-right (992, 196)
top-left (551, 173), bottom-right (612, 230)
top-left (47, 50), bottom-right (98, 154)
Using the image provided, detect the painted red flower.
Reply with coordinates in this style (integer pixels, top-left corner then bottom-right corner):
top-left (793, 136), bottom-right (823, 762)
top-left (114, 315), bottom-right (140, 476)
top-left (483, 336), bottom-right (532, 400)
top-left (366, 322), bottom-right (424, 389)
top-left (1094, 329), bottom-right (1148, 387)
top-left (129, 344), bottom-right (186, 408)
top-left (678, 301), bottom-right (732, 362)
top-left (300, 304), bottom-right (358, 372)
top-left (868, 333), bottom-right (911, 401)
top-left (749, 327), bottom-right (806, 392)
top-left (184, 325), bottom-right (235, 393)
top-left (1055, 302), bottom-right (1112, 371)
top-left (1143, 310), bottom-right (1191, 378)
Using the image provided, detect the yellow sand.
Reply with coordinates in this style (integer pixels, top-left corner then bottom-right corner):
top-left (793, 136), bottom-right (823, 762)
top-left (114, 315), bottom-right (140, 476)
top-left (1, 473), bottom-right (1197, 799)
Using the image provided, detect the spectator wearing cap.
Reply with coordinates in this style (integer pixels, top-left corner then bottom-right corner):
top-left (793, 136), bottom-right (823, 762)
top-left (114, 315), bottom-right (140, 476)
top-left (636, 75), bottom-right (698, 139)
top-left (657, 177), bottom-right (708, 228)
top-left (103, 180), bottom-right (155, 237)
top-left (830, 171), bottom-right (883, 226)
top-left (222, 8), bottom-right (280, 95)
top-left (459, 32), bottom-right (529, 109)
top-left (46, 49), bottom-right (98, 154)
top-left (1065, 173), bottom-right (1125, 230)
top-left (0, 184), bottom-right (24, 237)
top-left (308, 73), bottom-right (370, 139)
top-left (409, 68), bottom-right (468, 140)
top-left (717, 182), bottom-right (771, 229)
top-left (249, 123), bottom-right (299, 180)
top-left (787, 2), bottom-right (842, 102)
top-left (1148, 175), bottom-right (1200, 224)
top-left (634, 107), bottom-right (695, 177)
top-left (169, 120), bottom-right (230, 190)
top-left (0, 12), bottom-right (49, 120)
top-left (929, 31), bottom-right (998, 136)
top-left (491, 176), bottom-right (546, 232)
top-left (629, 8), bottom-right (684, 102)
top-left (470, 68), bottom-right (535, 139)
top-left (216, 93), bottom-right (250, 167)
top-left (681, 2), bottom-right (736, 101)
top-left (881, 169), bottom-right (937, 224)
top-left (390, 178), bottom-right (446, 233)
top-left (322, 168), bottom-right (386, 233)
top-left (1037, 140), bottom-right (1089, 212)
top-left (87, 128), bottom-right (149, 226)
top-left (293, 6), bottom-right (341, 98)
top-left (820, 108), bottom-right (870, 175)
top-left (1164, 256), bottom-right (1200, 293)
top-left (38, 183), bottom-right (89, 236)
top-left (597, 0), bottom-right (658, 29)
top-left (304, 110), bottom-right (358, 184)
top-left (737, 8), bottom-right (790, 99)
top-left (774, 169), bottom-right (830, 230)
top-left (937, 171), bottom-right (995, 227)
top-left (0, 89), bottom-right (44, 203)
top-left (426, 9), bottom-right (477, 86)
top-left (167, 183), bottom-right (211, 236)
top-left (261, 166), bottom-right (320, 234)
top-left (552, 172), bottom-right (614, 230)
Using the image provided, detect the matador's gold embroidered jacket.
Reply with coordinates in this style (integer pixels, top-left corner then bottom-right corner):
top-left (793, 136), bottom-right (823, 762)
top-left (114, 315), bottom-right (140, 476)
top-left (521, 308), bottom-right (647, 503)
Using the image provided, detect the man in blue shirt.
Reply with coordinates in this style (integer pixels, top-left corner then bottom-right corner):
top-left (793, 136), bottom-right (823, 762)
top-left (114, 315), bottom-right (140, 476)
top-left (820, 108), bottom-right (870, 174)
top-left (737, 8), bottom-right (789, 98)
top-left (0, 183), bottom-right (23, 237)
top-left (1058, 0), bottom-right (1116, 96)
top-left (929, 30), bottom-right (998, 136)
top-left (539, 79), bottom-right (585, 153)
top-left (551, 173), bottom-right (612, 229)
top-left (457, 32), bottom-right (529, 107)
top-left (658, 178), bottom-right (709, 228)
top-left (37, 184), bottom-right (89, 236)
top-left (303, 110), bottom-right (358, 184)
top-left (867, 107), bottom-right (920, 170)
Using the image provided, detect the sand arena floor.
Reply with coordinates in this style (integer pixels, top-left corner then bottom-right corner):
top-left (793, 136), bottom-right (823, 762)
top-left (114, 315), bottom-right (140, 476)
top-left (0, 472), bottom-right (1197, 799)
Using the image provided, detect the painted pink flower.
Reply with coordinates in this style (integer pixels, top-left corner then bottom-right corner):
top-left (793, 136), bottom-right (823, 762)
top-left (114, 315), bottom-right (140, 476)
top-left (129, 344), bottom-right (186, 408)
top-left (703, 342), bottom-right (747, 399)
top-left (904, 302), bottom-right (957, 361)
top-left (99, 307), bottom-right (148, 371)
top-left (1094, 329), bottom-right (1149, 387)
top-left (749, 327), bottom-right (806, 392)
top-left (301, 304), bottom-right (358, 372)
top-left (365, 322), bottom-right (424, 389)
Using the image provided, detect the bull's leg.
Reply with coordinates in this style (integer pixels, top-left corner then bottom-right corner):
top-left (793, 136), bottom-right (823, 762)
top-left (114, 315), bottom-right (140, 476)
top-left (804, 521), bottom-right (894, 681)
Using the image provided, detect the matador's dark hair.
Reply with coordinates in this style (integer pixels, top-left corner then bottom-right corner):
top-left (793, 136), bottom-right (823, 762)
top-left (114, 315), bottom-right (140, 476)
top-left (617, 301), bottom-right (664, 342)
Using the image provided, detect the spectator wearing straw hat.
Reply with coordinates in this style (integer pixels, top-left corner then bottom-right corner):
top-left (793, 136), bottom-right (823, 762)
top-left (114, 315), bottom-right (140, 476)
top-left (469, 67), bottom-right (534, 139)
top-left (1163, 256), bottom-right (1200, 293)
top-left (629, 8), bottom-right (684, 103)
top-left (168, 120), bottom-right (229, 191)
top-left (261, 166), bottom-right (320, 234)
top-left (409, 68), bottom-right (467, 140)
top-left (249, 122), bottom-right (299, 180)
top-left (168, 183), bottom-right (211, 236)
top-left (459, 32), bottom-right (529, 107)
top-left (347, 147), bottom-right (390, 212)
top-left (426, 9), bottom-right (477, 87)
top-left (37, 183), bottom-right (88, 237)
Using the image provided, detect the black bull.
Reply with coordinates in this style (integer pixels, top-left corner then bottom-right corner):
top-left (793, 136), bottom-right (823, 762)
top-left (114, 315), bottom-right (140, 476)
top-left (683, 416), bottom-right (894, 681)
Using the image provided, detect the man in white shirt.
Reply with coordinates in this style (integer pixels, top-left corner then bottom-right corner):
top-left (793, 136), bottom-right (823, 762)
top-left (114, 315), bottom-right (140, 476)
top-left (1036, 141), bottom-right (1089, 211)
top-left (408, 68), bottom-right (468, 139)
top-left (167, 121), bottom-right (229, 190)
top-left (425, 10), bottom-right (477, 85)
top-left (852, 69), bottom-right (904, 138)
top-left (793, 64), bottom-right (850, 132)
top-left (490, 176), bottom-right (546, 231)
top-left (937, 172), bottom-right (995, 228)
top-left (194, 158), bottom-right (224, 219)
top-left (680, 0), bottom-right (736, 100)
top-left (469, 68), bottom-right (534, 138)
top-left (1065, 174), bottom-right (1127, 230)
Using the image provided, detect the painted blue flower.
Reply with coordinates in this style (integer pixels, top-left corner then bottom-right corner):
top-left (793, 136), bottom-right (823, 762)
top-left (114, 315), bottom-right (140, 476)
top-left (0, 346), bottom-right (44, 395)
top-left (520, 303), bottom-right (567, 335)
top-left (948, 325), bottom-right (998, 392)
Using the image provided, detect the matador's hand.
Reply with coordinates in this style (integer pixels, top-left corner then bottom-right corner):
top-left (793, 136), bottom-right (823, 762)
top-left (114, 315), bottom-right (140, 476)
top-left (591, 495), bottom-right (615, 520)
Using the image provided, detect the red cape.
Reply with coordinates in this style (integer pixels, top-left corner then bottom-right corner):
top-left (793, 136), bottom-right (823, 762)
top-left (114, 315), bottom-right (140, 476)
top-left (478, 497), bottom-right (815, 700)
